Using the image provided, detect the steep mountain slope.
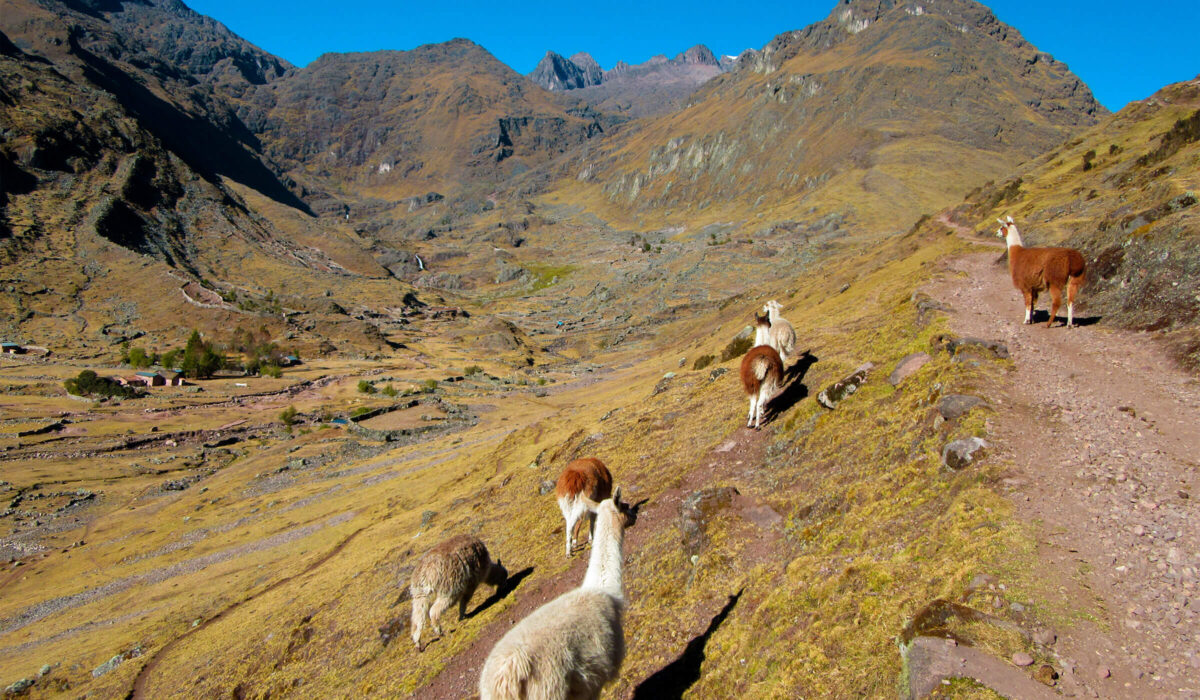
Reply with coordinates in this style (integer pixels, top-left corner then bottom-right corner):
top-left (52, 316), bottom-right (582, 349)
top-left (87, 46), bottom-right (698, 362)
top-left (0, 4), bottom-right (424, 358)
top-left (562, 0), bottom-right (1105, 231)
top-left (935, 75), bottom-right (1200, 368)
top-left (244, 39), bottom-right (611, 197)
top-left (529, 45), bottom-right (728, 117)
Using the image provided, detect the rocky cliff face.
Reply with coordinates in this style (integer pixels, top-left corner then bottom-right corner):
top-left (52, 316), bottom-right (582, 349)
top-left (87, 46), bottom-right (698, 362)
top-left (581, 0), bottom-right (1106, 228)
top-left (530, 50), bottom-right (603, 90)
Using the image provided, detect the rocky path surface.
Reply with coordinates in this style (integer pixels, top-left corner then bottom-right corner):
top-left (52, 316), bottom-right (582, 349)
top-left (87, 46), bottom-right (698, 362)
top-left (928, 247), bottom-right (1200, 699)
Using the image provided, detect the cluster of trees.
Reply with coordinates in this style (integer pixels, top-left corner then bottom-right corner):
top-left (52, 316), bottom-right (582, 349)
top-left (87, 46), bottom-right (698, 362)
top-left (121, 328), bottom-right (297, 379)
top-left (64, 370), bottom-right (143, 399)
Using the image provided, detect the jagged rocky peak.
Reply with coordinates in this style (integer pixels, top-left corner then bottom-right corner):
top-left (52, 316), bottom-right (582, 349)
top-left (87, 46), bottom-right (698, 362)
top-left (828, 0), bottom-right (899, 34)
top-left (529, 50), bottom-right (602, 91)
top-left (568, 52), bottom-right (603, 85)
top-left (675, 44), bottom-right (719, 66)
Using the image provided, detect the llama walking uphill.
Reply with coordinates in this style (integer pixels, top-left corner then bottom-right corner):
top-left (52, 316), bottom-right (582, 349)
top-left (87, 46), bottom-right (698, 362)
top-left (762, 300), bottom-right (796, 364)
top-left (741, 345), bottom-right (783, 429)
top-left (997, 216), bottom-right (1087, 328)
top-left (480, 490), bottom-right (636, 700)
top-left (555, 458), bottom-right (613, 557)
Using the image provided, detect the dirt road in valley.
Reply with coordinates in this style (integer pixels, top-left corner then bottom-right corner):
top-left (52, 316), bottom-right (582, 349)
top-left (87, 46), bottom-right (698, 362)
top-left (927, 242), bottom-right (1200, 699)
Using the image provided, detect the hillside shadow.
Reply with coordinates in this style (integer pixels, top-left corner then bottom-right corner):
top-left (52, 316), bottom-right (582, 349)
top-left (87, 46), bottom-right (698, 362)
top-left (468, 566), bottom-right (534, 618)
top-left (631, 590), bottom-right (741, 700)
top-left (768, 350), bottom-right (818, 417)
top-left (1031, 310), bottom-right (1102, 327)
top-left (69, 36), bottom-right (313, 215)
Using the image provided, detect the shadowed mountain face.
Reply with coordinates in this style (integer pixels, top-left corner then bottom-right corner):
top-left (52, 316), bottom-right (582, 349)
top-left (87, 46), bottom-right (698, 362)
top-left (529, 45), bottom-right (729, 117)
top-left (575, 0), bottom-right (1105, 228)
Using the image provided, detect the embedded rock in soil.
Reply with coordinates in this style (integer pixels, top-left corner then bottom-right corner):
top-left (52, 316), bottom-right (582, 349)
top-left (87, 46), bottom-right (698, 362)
top-left (937, 395), bottom-right (985, 420)
top-left (942, 437), bottom-right (987, 470)
top-left (680, 486), bottom-right (738, 556)
top-left (818, 363), bottom-right (874, 409)
top-left (931, 334), bottom-right (1009, 359)
top-left (888, 352), bottom-right (931, 386)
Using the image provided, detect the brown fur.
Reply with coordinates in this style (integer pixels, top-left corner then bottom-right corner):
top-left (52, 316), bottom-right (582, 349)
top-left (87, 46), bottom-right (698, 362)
top-left (555, 458), bottom-right (613, 502)
top-left (555, 458), bottom-right (614, 556)
top-left (740, 345), bottom-right (784, 428)
top-left (410, 534), bottom-right (507, 650)
top-left (1000, 218), bottom-right (1087, 327)
top-left (740, 345), bottom-right (783, 396)
top-left (1008, 245), bottom-right (1087, 327)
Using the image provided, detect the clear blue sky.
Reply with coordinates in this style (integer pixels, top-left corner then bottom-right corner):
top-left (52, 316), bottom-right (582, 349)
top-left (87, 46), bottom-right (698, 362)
top-left (185, 0), bottom-right (1198, 111)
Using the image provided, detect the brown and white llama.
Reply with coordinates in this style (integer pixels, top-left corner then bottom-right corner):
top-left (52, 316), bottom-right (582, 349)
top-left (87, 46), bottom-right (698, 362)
top-left (409, 534), bottom-right (507, 651)
top-left (996, 216), bottom-right (1087, 328)
top-left (740, 344), bottom-right (784, 429)
top-left (555, 458), bottom-right (613, 557)
top-left (479, 490), bottom-right (635, 700)
top-left (762, 300), bottom-right (796, 364)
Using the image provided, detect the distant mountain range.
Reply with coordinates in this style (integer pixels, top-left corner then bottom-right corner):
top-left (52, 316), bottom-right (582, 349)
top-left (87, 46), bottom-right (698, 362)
top-left (0, 0), bottom-right (1119, 355)
top-left (528, 45), bottom-right (735, 117)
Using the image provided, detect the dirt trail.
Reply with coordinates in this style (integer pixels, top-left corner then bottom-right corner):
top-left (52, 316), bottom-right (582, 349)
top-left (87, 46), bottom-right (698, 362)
top-left (927, 246), bottom-right (1200, 699)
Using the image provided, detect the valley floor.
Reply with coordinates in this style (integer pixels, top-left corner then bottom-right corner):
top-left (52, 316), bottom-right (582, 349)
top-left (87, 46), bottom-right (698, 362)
top-left (927, 249), bottom-right (1200, 699)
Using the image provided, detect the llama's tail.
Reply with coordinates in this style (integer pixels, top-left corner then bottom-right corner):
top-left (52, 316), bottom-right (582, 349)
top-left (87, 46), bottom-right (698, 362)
top-left (481, 647), bottom-right (533, 700)
top-left (753, 356), bottom-right (772, 381)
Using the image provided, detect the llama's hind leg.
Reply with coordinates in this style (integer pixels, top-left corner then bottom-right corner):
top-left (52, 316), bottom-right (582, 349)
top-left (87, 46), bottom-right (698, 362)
top-left (1022, 290), bottom-right (1035, 324)
top-left (428, 594), bottom-right (452, 637)
top-left (563, 505), bottom-right (580, 556)
top-left (1047, 286), bottom-right (1063, 328)
top-left (411, 594), bottom-right (430, 649)
top-left (1067, 277), bottom-right (1082, 327)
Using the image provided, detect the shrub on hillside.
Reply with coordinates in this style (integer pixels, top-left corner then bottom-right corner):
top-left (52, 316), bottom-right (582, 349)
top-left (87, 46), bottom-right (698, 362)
top-left (720, 335), bottom-right (753, 362)
top-left (64, 370), bottom-right (143, 399)
top-left (357, 380), bottom-right (376, 394)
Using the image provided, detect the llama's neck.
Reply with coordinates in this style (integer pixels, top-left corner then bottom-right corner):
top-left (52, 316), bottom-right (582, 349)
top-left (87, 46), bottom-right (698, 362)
top-left (581, 505), bottom-right (624, 600)
top-left (754, 322), bottom-right (771, 346)
top-left (766, 306), bottom-right (782, 323)
top-left (1004, 226), bottom-right (1025, 249)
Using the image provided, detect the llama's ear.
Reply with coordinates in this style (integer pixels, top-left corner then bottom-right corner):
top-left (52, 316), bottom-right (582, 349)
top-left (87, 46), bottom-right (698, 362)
top-left (613, 486), bottom-right (622, 504)
top-left (997, 218), bottom-right (1005, 225)
top-left (1006, 215), bottom-right (1014, 224)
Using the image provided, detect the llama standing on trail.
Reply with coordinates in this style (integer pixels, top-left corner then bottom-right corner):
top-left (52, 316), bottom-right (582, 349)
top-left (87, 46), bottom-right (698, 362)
top-left (409, 534), bottom-right (507, 651)
top-left (555, 458), bottom-right (613, 557)
top-left (762, 300), bottom-right (796, 364)
top-left (996, 216), bottom-right (1087, 328)
top-left (741, 345), bottom-right (784, 429)
top-left (480, 489), bottom-right (635, 700)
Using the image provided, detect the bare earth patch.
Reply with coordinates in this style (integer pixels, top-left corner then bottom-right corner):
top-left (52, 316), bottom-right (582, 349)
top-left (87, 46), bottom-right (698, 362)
top-left (927, 249), bottom-right (1200, 698)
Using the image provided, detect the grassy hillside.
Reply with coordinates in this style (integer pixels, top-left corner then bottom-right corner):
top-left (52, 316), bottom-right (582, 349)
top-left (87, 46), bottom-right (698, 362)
top-left (0, 221), bottom-right (1068, 698)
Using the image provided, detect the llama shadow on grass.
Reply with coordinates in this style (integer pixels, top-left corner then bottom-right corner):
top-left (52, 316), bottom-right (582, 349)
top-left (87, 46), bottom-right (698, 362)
top-left (469, 566), bottom-right (535, 618)
top-left (631, 590), bottom-right (742, 700)
top-left (767, 350), bottom-right (818, 418)
top-left (1029, 309), bottom-right (1102, 327)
